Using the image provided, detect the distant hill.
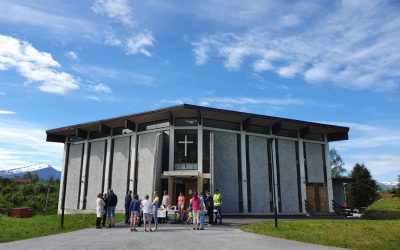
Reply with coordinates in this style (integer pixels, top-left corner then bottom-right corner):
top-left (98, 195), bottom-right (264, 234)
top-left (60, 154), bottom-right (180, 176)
top-left (378, 181), bottom-right (399, 191)
top-left (0, 164), bottom-right (61, 180)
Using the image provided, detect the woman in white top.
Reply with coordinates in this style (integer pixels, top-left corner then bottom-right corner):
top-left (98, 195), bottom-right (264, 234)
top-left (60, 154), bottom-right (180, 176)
top-left (96, 192), bottom-right (105, 229)
top-left (161, 190), bottom-right (170, 209)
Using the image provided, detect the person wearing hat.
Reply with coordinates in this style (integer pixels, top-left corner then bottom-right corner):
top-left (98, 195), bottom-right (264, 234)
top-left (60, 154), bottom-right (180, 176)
top-left (213, 189), bottom-right (222, 224)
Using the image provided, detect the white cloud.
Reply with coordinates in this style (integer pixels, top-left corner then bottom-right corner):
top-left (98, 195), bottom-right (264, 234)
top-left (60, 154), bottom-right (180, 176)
top-left (87, 96), bottom-right (101, 101)
top-left (0, 119), bottom-right (63, 170)
top-left (0, 1), bottom-right (96, 36)
top-left (0, 35), bottom-right (79, 94)
top-left (0, 110), bottom-right (16, 115)
top-left (88, 83), bottom-right (111, 93)
top-left (126, 32), bottom-right (155, 57)
top-left (92, 0), bottom-right (134, 26)
top-left (0, 91), bottom-right (6, 95)
top-left (191, 0), bottom-right (400, 91)
top-left (65, 51), bottom-right (79, 61)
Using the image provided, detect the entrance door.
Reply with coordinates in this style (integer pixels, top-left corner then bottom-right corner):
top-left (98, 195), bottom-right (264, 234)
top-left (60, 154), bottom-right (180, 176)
top-left (173, 178), bottom-right (197, 209)
top-left (306, 185), bottom-right (329, 212)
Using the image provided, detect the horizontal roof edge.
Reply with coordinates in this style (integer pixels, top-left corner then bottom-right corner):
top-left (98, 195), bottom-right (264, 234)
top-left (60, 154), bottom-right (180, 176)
top-left (46, 103), bottom-right (349, 134)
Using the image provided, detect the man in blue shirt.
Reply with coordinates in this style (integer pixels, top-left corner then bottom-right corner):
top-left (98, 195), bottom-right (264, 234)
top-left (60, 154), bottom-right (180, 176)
top-left (129, 194), bottom-right (140, 232)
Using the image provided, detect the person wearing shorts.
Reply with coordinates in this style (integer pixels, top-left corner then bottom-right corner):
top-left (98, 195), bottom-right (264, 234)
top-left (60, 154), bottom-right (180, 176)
top-left (130, 194), bottom-right (140, 232)
top-left (141, 194), bottom-right (152, 232)
top-left (107, 189), bottom-right (118, 228)
top-left (186, 198), bottom-right (193, 224)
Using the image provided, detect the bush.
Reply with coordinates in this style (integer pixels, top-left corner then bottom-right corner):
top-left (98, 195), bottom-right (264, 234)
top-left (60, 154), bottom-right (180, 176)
top-left (362, 198), bottom-right (400, 220)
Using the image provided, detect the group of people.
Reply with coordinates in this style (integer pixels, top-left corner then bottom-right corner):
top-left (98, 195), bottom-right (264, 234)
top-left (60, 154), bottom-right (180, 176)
top-left (96, 188), bottom-right (223, 232)
top-left (95, 189), bottom-right (118, 229)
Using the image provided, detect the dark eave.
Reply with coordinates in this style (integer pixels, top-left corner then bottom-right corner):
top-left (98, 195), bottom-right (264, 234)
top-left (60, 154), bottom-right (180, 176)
top-left (46, 103), bottom-right (349, 143)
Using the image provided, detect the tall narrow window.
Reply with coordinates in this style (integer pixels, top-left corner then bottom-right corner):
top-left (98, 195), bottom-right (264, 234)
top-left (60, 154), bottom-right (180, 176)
top-left (174, 130), bottom-right (198, 170)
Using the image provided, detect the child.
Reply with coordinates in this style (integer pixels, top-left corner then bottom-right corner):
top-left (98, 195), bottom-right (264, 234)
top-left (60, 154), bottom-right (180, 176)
top-left (130, 194), bottom-right (140, 232)
top-left (96, 192), bottom-right (105, 229)
top-left (141, 194), bottom-right (152, 232)
top-left (185, 198), bottom-right (193, 224)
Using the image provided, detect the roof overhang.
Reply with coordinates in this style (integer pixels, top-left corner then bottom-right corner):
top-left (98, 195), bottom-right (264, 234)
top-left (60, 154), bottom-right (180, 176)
top-left (46, 103), bottom-right (350, 143)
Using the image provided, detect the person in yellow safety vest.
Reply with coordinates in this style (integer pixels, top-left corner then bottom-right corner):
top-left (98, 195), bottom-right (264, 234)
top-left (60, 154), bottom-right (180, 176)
top-left (213, 189), bottom-right (222, 224)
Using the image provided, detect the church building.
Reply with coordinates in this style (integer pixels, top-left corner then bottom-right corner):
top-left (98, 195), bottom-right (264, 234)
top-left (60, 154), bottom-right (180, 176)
top-left (46, 104), bottom-right (349, 215)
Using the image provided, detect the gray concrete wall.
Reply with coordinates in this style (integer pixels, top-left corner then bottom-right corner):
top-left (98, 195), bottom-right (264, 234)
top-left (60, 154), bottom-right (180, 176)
top-left (65, 144), bottom-right (83, 210)
top-left (213, 131), bottom-right (239, 213)
top-left (248, 135), bottom-right (270, 213)
top-left (137, 132), bottom-right (162, 200)
top-left (305, 142), bottom-right (325, 183)
top-left (277, 139), bottom-right (300, 213)
top-left (85, 140), bottom-right (106, 210)
top-left (110, 136), bottom-right (131, 211)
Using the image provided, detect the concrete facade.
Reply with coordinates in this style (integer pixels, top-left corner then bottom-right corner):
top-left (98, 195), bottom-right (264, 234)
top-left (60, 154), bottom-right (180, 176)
top-left (248, 135), bottom-right (270, 213)
top-left (85, 140), bottom-right (106, 210)
top-left (305, 142), bottom-right (325, 183)
top-left (277, 139), bottom-right (300, 213)
top-left (65, 143), bottom-right (83, 211)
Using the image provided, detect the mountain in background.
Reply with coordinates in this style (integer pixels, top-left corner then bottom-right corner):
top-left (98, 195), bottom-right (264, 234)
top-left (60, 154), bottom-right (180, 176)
top-left (0, 164), bottom-right (61, 180)
top-left (377, 181), bottom-right (399, 191)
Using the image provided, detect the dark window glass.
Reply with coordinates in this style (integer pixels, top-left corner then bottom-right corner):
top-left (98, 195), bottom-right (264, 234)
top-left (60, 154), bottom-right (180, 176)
top-left (203, 130), bottom-right (210, 173)
top-left (88, 131), bottom-right (106, 139)
top-left (175, 118), bottom-right (198, 126)
top-left (246, 125), bottom-right (270, 134)
top-left (203, 179), bottom-right (210, 193)
top-left (275, 129), bottom-right (298, 138)
top-left (203, 118), bottom-right (240, 131)
top-left (137, 120), bottom-right (170, 131)
top-left (174, 129), bottom-right (198, 170)
top-left (302, 133), bottom-right (324, 141)
top-left (162, 131), bottom-right (170, 171)
top-left (112, 127), bottom-right (124, 136)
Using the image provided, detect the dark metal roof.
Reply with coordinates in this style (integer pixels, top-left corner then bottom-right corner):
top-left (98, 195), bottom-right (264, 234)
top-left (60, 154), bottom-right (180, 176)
top-left (46, 103), bottom-right (350, 142)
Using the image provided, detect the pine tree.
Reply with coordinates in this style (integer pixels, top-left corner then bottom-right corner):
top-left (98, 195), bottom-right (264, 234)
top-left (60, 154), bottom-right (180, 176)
top-left (347, 163), bottom-right (378, 208)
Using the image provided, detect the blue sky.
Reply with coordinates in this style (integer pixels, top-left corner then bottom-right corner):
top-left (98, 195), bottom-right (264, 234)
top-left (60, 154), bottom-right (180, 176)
top-left (0, 0), bottom-right (399, 182)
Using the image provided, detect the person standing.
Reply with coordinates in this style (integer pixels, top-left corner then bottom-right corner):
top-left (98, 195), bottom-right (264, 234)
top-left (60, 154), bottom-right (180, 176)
top-left (161, 190), bottom-right (170, 209)
top-left (125, 190), bottom-right (133, 224)
top-left (101, 192), bottom-right (108, 227)
top-left (191, 192), bottom-right (200, 230)
top-left (177, 192), bottom-right (185, 220)
top-left (107, 189), bottom-right (118, 228)
top-left (199, 193), bottom-right (206, 230)
top-left (129, 194), bottom-right (140, 232)
top-left (152, 191), bottom-right (160, 231)
top-left (141, 194), bottom-right (152, 232)
top-left (205, 191), bottom-right (214, 225)
top-left (96, 193), bottom-right (105, 229)
top-left (213, 189), bottom-right (222, 224)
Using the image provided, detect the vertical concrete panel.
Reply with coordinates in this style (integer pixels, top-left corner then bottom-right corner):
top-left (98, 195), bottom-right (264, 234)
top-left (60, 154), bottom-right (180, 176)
top-left (65, 144), bottom-right (83, 210)
top-left (136, 133), bottom-right (160, 200)
top-left (213, 131), bottom-right (239, 214)
top-left (85, 140), bottom-right (106, 210)
top-left (110, 136), bottom-right (130, 211)
top-left (248, 136), bottom-right (270, 213)
top-left (305, 142), bottom-right (324, 183)
top-left (277, 139), bottom-right (299, 213)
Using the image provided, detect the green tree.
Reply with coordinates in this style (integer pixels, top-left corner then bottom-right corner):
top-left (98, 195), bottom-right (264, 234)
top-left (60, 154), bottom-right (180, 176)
top-left (347, 163), bottom-right (378, 208)
top-left (397, 175), bottom-right (400, 196)
top-left (329, 148), bottom-right (346, 177)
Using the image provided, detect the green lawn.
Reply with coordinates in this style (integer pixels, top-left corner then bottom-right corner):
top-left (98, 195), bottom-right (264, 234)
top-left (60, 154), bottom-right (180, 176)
top-left (362, 198), bottom-right (400, 219)
top-left (0, 213), bottom-right (124, 243)
top-left (240, 219), bottom-right (400, 250)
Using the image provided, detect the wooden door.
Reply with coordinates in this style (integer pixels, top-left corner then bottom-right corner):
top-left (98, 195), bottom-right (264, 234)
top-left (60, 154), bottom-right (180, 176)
top-left (319, 187), bottom-right (329, 212)
top-left (306, 186), bottom-right (316, 212)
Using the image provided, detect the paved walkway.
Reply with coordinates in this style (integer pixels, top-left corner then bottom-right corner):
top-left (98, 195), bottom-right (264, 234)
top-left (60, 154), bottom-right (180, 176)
top-left (0, 219), bottom-right (343, 250)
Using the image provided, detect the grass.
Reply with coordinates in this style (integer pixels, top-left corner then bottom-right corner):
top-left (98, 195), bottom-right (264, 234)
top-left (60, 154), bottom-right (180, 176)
top-left (240, 219), bottom-right (400, 250)
top-left (0, 213), bottom-right (124, 243)
top-left (362, 198), bottom-right (400, 219)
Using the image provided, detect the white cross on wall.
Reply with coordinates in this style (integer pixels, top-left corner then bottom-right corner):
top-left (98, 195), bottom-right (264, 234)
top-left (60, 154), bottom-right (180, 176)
top-left (178, 134), bottom-right (193, 157)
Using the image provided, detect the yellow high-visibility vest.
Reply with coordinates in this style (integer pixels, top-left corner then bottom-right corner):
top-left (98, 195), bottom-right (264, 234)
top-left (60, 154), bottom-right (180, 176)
top-left (213, 193), bottom-right (222, 206)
